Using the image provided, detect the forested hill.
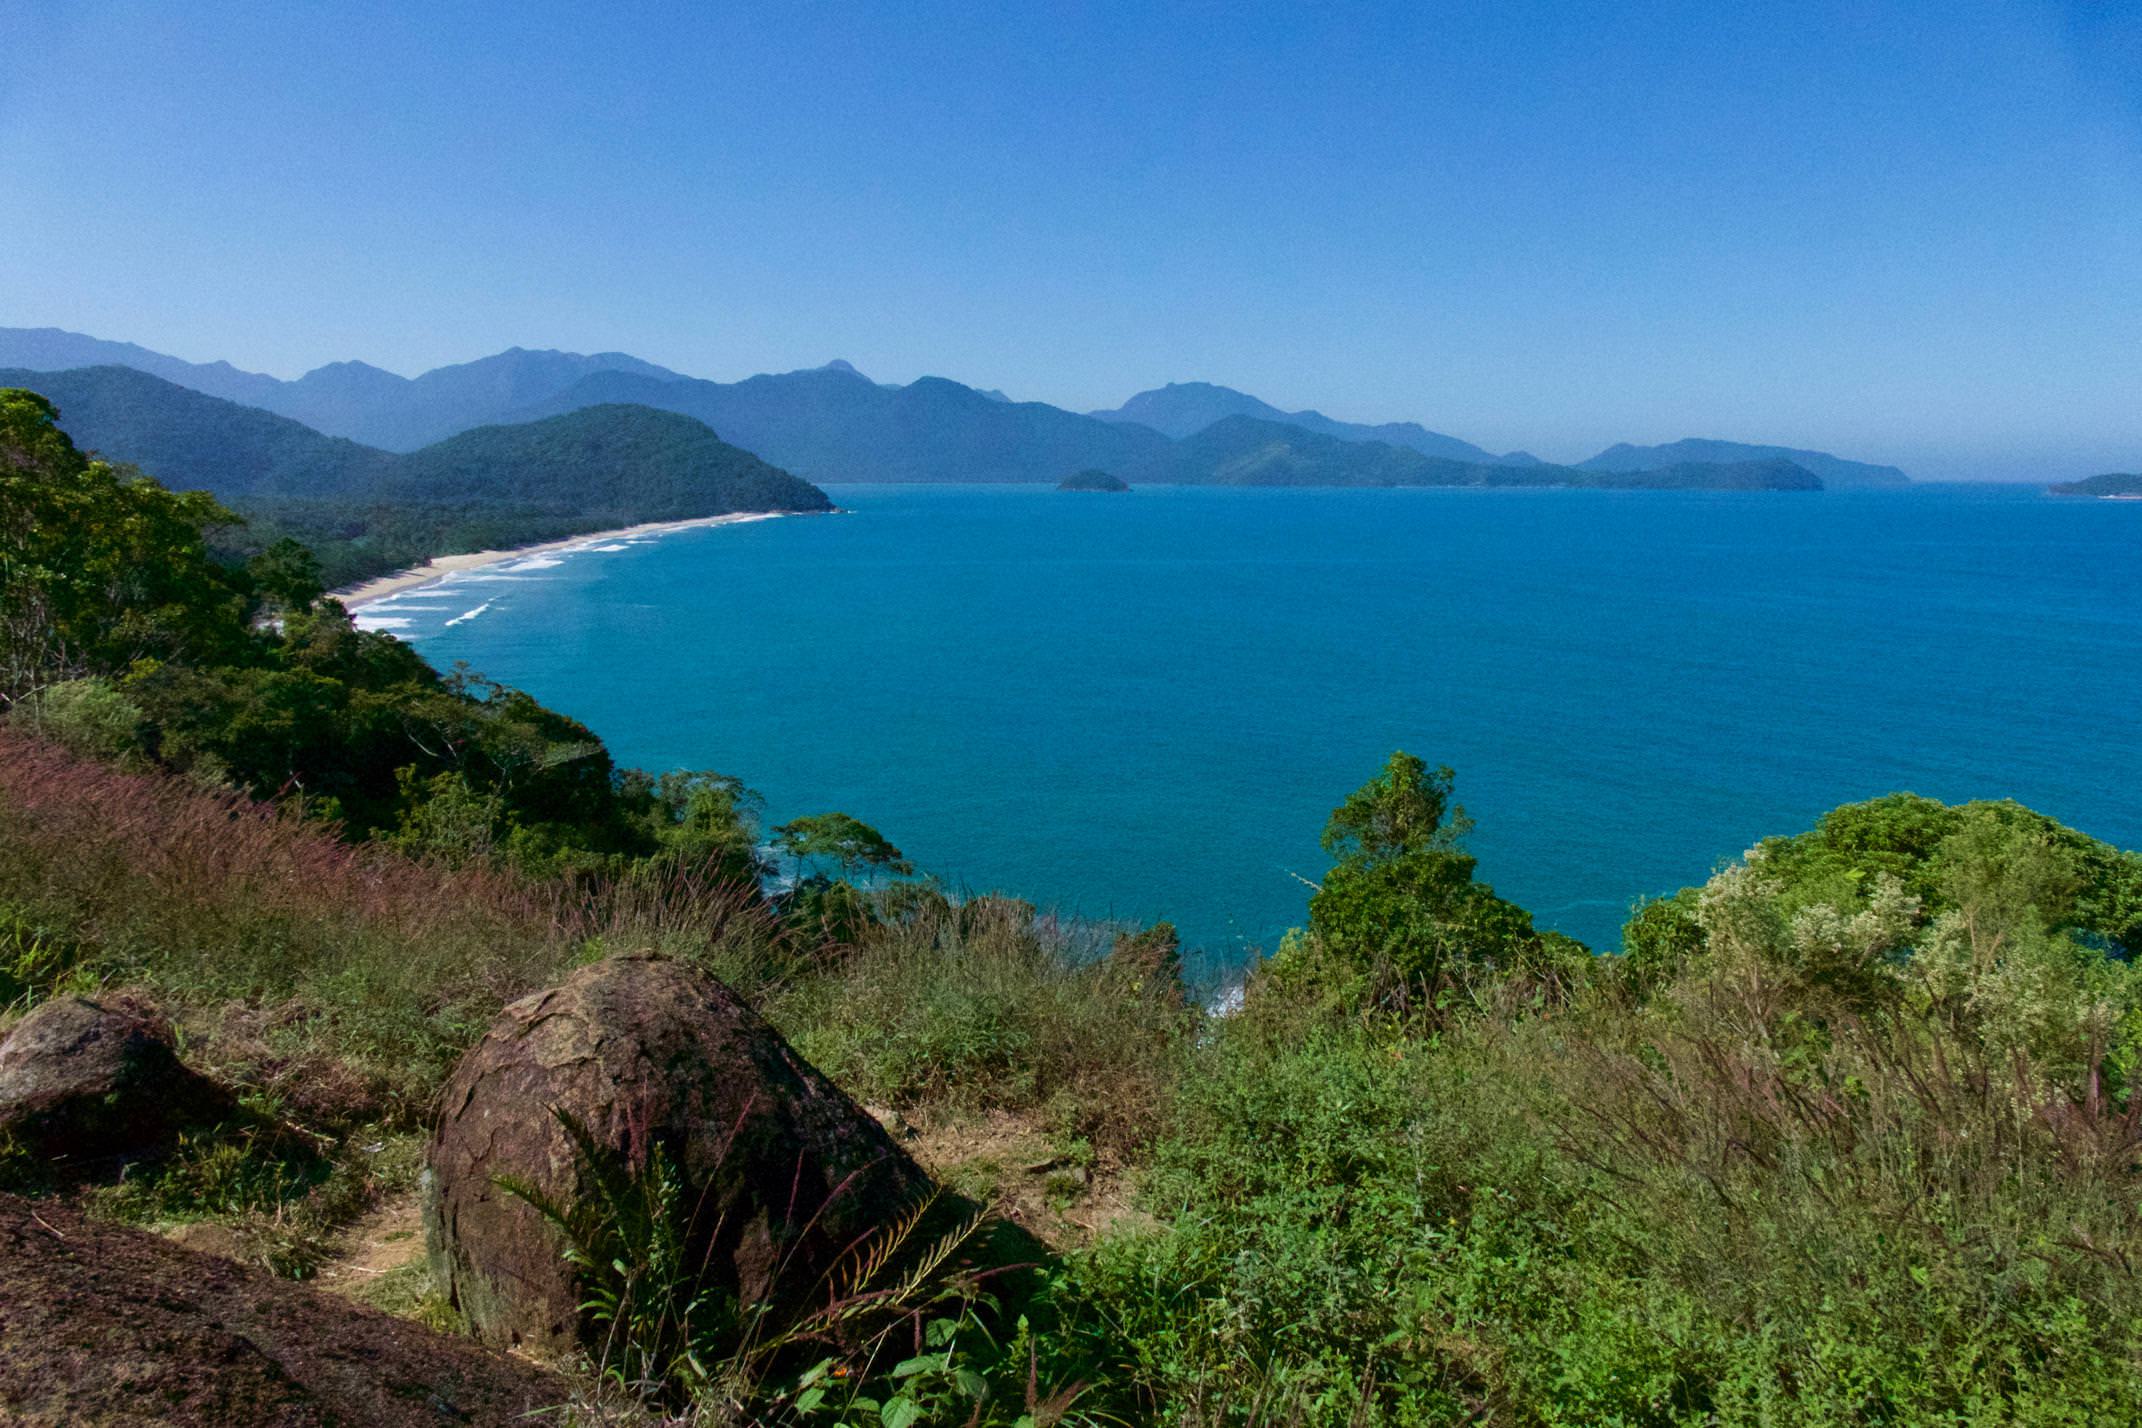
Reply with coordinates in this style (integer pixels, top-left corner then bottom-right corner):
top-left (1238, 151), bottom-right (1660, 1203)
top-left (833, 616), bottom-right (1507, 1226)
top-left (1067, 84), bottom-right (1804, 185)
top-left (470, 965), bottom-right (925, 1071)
top-left (382, 404), bottom-right (831, 517)
top-left (1151, 415), bottom-right (1824, 490)
top-left (1090, 380), bottom-right (1538, 465)
top-left (0, 365), bottom-right (392, 496)
top-left (0, 367), bottom-right (832, 587)
top-left (2048, 472), bottom-right (2142, 497)
top-left (1580, 437), bottom-right (1908, 488)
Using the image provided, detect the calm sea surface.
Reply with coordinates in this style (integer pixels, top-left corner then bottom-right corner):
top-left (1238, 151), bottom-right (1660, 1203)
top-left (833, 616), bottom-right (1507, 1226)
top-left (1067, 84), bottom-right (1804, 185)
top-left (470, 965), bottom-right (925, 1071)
top-left (359, 484), bottom-right (2142, 970)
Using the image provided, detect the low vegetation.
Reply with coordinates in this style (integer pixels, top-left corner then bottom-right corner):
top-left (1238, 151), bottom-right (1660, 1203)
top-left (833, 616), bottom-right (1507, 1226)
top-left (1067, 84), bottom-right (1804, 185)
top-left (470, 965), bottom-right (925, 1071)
top-left (7, 385), bottom-right (2142, 1422)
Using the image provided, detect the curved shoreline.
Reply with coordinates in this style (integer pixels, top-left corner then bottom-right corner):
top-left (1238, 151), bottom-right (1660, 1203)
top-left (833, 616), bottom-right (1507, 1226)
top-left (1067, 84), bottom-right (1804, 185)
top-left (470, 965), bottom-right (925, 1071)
top-left (330, 511), bottom-right (797, 610)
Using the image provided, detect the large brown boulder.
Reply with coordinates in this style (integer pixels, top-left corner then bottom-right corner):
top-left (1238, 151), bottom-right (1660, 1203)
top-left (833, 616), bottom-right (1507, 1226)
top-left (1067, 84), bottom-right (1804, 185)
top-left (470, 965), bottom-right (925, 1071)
top-left (0, 995), bottom-right (232, 1166)
top-left (422, 952), bottom-right (934, 1355)
top-left (0, 1193), bottom-right (564, 1427)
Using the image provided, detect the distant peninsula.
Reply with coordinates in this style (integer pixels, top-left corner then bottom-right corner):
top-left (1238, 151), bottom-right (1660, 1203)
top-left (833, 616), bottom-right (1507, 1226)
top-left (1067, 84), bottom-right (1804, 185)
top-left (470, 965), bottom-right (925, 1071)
top-left (1059, 469), bottom-right (1129, 492)
top-left (2048, 473), bottom-right (2142, 499)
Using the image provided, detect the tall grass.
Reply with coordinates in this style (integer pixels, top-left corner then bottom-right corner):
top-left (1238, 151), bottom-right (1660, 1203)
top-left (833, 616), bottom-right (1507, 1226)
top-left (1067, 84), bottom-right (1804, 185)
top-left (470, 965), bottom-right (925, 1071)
top-left (0, 730), bottom-right (778, 1116)
top-left (774, 896), bottom-right (1192, 1157)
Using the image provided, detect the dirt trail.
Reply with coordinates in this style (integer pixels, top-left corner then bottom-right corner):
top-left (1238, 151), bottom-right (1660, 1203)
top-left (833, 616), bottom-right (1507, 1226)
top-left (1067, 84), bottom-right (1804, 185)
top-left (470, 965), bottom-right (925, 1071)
top-left (314, 1189), bottom-right (426, 1295)
top-left (903, 1107), bottom-right (1153, 1246)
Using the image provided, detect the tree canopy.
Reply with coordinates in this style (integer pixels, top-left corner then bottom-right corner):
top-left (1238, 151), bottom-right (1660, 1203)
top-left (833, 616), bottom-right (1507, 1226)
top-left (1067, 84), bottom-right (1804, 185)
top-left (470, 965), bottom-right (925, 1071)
top-left (773, 812), bottom-right (914, 879)
top-left (1, 387), bottom-right (776, 877)
top-left (1294, 751), bottom-right (1579, 1016)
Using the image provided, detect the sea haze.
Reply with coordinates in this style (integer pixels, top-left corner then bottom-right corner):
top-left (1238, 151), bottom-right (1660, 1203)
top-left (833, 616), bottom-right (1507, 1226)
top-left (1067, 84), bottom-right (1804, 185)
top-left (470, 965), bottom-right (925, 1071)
top-left (383, 484), bottom-right (2142, 968)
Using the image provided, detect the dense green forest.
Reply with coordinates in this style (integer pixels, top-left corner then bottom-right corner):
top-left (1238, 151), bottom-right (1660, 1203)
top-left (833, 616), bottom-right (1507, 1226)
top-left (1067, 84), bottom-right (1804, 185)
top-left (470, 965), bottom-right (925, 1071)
top-left (1, 367), bottom-right (831, 587)
top-left (6, 384), bottom-right (2142, 1424)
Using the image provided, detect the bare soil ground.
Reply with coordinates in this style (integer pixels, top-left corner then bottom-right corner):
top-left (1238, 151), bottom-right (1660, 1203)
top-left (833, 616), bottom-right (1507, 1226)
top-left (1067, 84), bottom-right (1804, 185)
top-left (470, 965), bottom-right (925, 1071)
top-left (900, 1106), bottom-right (1155, 1247)
top-left (313, 1188), bottom-right (427, 1296)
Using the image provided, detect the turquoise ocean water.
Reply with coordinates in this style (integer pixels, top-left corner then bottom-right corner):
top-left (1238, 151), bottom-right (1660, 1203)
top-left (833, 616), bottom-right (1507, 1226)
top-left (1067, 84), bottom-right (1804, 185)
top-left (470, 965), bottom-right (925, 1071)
top-left (358, 484), bottom-right (2142, 970)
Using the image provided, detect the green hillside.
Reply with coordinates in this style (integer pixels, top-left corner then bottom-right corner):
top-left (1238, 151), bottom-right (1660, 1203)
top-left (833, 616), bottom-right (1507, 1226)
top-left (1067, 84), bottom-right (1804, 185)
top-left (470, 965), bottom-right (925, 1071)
top-left (0, 365), bottom-right (390, 497)
top-left (384, 404), bottom-right (831, 519)
top-left (0, 370), bottom-right (831, 586)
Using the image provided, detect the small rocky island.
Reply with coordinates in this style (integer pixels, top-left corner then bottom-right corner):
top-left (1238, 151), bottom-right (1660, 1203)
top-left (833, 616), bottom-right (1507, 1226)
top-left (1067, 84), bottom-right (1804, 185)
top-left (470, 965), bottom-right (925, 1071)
top-left (2048, 472), bottom-right (2142, 499)
top-left (1058, 468), bottom-right (1130, 492)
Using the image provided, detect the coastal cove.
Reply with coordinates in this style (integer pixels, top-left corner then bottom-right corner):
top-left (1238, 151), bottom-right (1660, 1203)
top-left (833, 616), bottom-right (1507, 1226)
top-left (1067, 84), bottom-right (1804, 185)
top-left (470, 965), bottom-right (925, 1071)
top-left (335, 511), bottom-right (804, 609)
top-left (389, 481), bottom-right (2142, 966)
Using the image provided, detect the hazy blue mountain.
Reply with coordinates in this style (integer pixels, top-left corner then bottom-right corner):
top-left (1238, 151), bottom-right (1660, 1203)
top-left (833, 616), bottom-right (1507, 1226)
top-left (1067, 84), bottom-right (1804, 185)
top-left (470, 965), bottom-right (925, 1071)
top-left (2047, 472), bottom-right (2142, 497)
top-left (1151, 415), bottom-right (1821, 490)
top-left (0, 366), bottom-right (828, 516)
top-left (0, 326), bottom-right (684, 451)
top-left (2, 327), bottom-right (1869, 494)
top-left (1092, 380), bottom-right (1531, 465)
top-left (266, 347), bottom-right (687, 450)
top-left (516, 365), bottom-right (1173, 483)
top-left (0, 327), bottom-right (285, 407)
top-left (0, 365), bottom-right (391, 496)
top-left (1580, 437), bottom-right (1908, 488)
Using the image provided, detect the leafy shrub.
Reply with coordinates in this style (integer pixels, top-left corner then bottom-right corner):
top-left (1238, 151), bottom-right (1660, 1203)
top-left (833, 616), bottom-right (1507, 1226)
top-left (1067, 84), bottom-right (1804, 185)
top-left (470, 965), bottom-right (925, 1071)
top-left (776, 895), bottom-right (1191, 1154)
top-left (500, 1110), bottom-right (1072, 1425)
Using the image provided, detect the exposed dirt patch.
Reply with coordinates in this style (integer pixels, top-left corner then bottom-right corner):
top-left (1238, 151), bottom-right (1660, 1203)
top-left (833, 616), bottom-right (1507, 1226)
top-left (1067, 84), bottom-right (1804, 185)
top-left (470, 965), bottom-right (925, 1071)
top-left (901, 1107), bottom-right (1154, 1247)
top-left (0, 1193), bottom-right (565, 1427)
top-left (314, 1188), bottom-right (426, 1295)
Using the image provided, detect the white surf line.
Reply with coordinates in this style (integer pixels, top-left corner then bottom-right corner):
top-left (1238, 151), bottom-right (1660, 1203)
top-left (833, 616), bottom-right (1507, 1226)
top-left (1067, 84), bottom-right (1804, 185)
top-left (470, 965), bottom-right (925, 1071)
top-left (442, 600), bottom-right (495, 628)
top-left (333, 509), bottom-right (810, 610)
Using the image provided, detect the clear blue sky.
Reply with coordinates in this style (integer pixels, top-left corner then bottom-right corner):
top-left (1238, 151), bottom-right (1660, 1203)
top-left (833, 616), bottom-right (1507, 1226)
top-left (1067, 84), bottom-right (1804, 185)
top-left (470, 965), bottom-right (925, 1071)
top-left (5, 1), bottom-right (2140, 478)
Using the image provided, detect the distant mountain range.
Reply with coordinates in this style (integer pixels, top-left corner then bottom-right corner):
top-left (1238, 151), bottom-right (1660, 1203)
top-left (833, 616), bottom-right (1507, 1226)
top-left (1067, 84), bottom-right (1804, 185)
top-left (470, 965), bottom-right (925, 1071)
top-left (508, 364), bottom-right (1175, 485)
top-left (1091, 381), bottom-right (1542, 466)
top-left (0, 327), bottom-right (681, 450)
top-left (0, 325), bottom-right (1912, 491)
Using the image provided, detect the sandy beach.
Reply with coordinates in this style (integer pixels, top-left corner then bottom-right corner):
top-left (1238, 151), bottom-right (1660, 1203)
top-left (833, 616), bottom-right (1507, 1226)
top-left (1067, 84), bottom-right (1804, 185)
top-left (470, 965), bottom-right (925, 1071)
top-left (331, 512), bottom-right (792, 610)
